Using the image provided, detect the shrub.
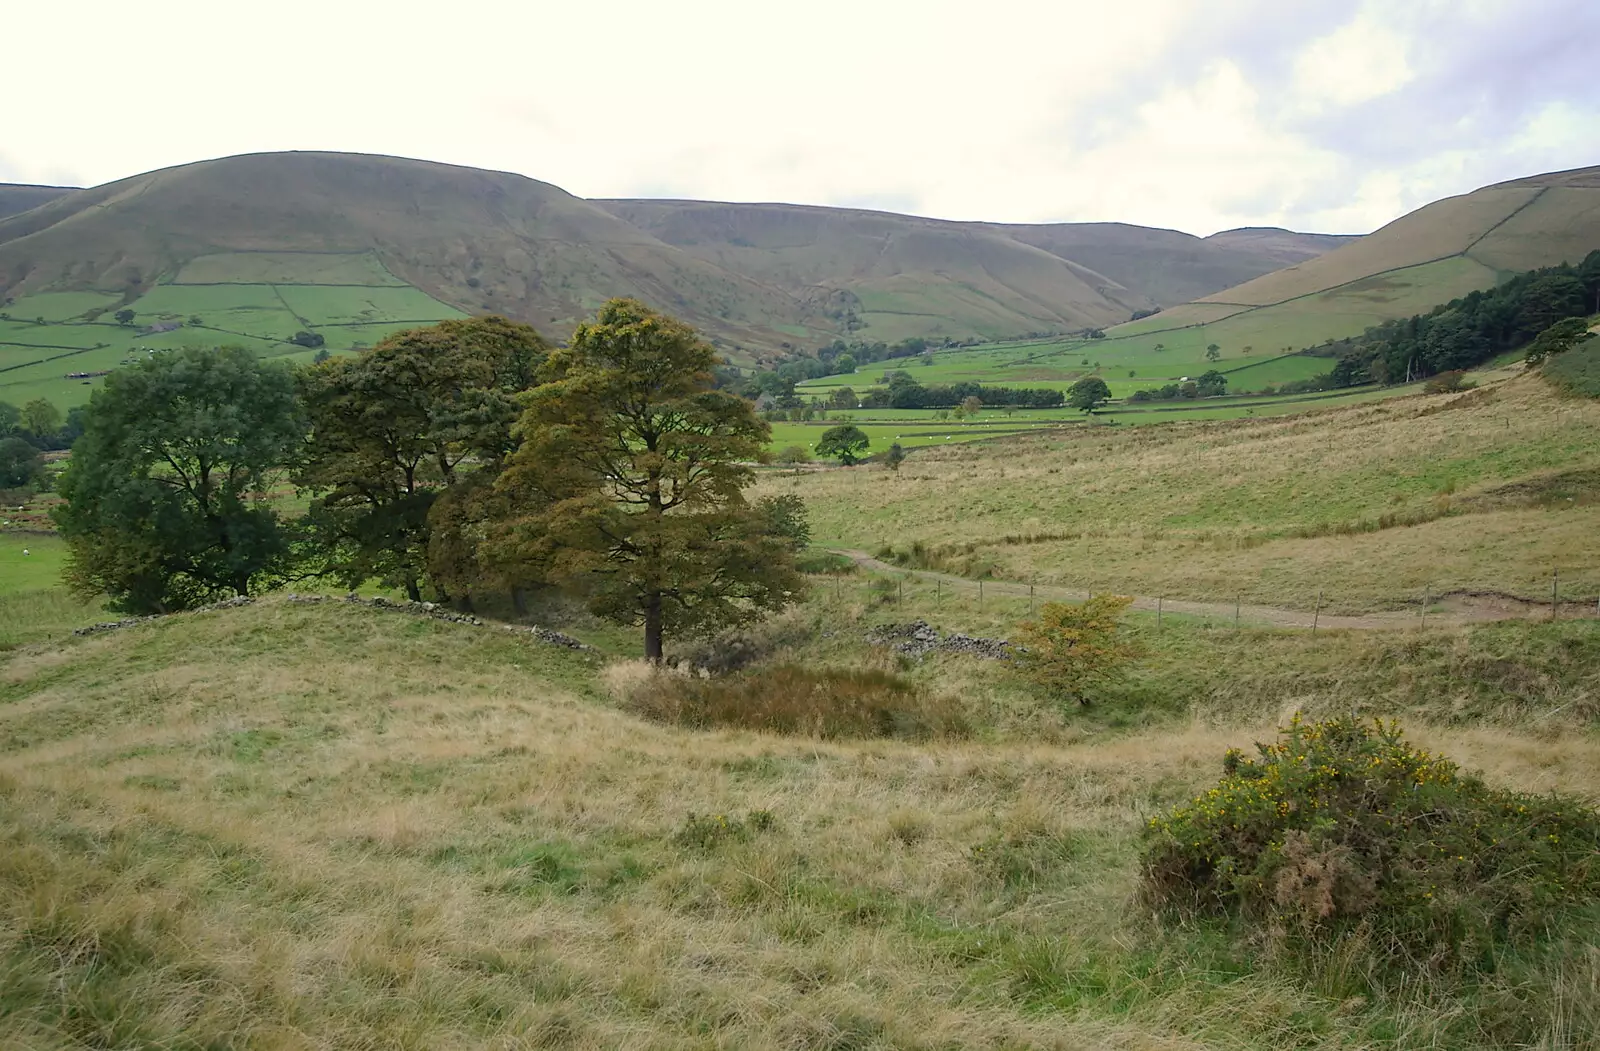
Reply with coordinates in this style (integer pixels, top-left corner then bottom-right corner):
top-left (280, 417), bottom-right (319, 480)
top-left (1423, 370), bottom-right (1472, 394)
top-left (622, 665), bottom-right (969, 740)
top-left (673, 809), bottom-right (776, 850)
top-left (775, 444), bottom-right (812, 465)
top-left (1141, 716), bottom-right (1600, 976)
top-left (1013, 595), bottom-right (1142, 704)
top-left (1544, 337), bottom-right (1600, 398)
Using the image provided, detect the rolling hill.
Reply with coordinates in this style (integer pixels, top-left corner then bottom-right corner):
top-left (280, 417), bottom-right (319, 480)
top-left (1099, 164), bottom-right (1600, 360)
top-left (0, 151), bottom-right (1350, 385)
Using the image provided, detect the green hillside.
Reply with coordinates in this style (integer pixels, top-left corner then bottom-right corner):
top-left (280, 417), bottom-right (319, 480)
top-left (1103, 165), bottom-right (1600, 358)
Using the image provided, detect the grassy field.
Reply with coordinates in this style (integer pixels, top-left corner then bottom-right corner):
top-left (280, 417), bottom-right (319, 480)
top-left (764, 369), bottom-right (1600, 614)
top-left (0, 259), bottom-right (466, 409)
top-left (2, 579), bottom-right (1598, 1048)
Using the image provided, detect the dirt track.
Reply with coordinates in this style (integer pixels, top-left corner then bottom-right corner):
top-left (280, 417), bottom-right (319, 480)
top-left (833, 550), bottom-right (1588, 631)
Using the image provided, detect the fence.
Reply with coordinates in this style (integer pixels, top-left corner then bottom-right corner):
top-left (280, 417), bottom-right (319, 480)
top-left (820, 561), bottom-right (1600, 633)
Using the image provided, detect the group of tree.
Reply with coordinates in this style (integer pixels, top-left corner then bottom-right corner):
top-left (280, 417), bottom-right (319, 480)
top-left (1127, 370), bottom-right (1228, 402)
top-left (0, 397), bottom-right (88, 489)
top-left (54, 302), bottom-right (807, 661)
top-left (863, 374), bottom-right (1065, 410)
top-left (1322, 251), bottom-right (1600, 386)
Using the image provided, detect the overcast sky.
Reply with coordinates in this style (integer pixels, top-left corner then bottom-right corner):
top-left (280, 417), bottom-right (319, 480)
top-left (4, 0), bottom-right (1596, 236)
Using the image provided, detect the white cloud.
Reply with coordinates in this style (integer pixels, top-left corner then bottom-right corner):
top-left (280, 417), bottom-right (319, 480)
top-left (1293, 14), bottom-right (1413, 110)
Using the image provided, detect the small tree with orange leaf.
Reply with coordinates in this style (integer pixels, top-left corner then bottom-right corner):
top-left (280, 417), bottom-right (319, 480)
top-left (1013, 595), bottom-right (1142, 705)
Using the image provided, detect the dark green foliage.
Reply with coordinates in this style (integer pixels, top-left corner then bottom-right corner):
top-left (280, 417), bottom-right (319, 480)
top-left (0, 436), bottom-right (43, 488)
top-left (290, 330), bottom-right (326, 348)
top-left (1524, 316), bottom-right (1595, 365)
top-left (884, 442), bottom-right (906, 471)
top-left (0, 401), bottom-right (19, 435)
top-left (757, 494), bottom-right (811, 552)
top-left (817, 425), bottom-right (870, 465)
top-left (1325, 250), bottom-right (1600, 384)
top-left (1067, 377), bottom-right (1112, 412)
top-left (1142, 717), bottom-right (1600, 977)
top-left (54, 347), bottom-right (305, 612)
top-left (296, 316), bottom-right (547, 601)
top-left (113, 309), bottom-right (134, 325)
top-left (624, 665), bottom-right (969, 740)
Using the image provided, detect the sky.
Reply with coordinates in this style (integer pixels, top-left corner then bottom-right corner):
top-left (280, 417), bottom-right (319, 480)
top-left (4, 0), bottom-right (1597, 236)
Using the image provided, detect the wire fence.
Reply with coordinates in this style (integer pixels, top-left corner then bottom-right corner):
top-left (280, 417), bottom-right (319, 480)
top-left (819, 561), bottom-right (1600, 632)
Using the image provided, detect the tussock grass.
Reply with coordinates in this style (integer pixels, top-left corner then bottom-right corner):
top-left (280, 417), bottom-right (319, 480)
top-left (2, 599), bottom-right (1598, 1047)
top-left (619, 662), bottom-right (971, 740)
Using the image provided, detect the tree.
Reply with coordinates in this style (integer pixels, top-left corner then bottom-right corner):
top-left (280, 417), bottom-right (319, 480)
top-left (833, 354), bottom-right (856, 374)
top-left (489, 298), bottom-right (804, 662)
top-left (1014, 595), bottom-right (1142, 704)
top-left (114, 309), bottom-right (135, 326)
top-left (817, 425), bottom-right (870, 465)
top-left (1205, 343), bottom-right (1221, 362)
top-left (297, 316), bottom-right (546, 602)
top-left (1525, 317), bottom-right (1594, 365)
top-left (885, 442), bottom-right (906, 471)
top-left (960, 395), bottom-right (983, 417)
top-left (757, 494), bottom-right (811, 552)
top-left (827, 386), bottom-right (858, 410)
top-left (1194, 370), bottom-right (1228, 398)
top-left (21, 398), bottom-right (62, 439)
top-left (290, 331), bottom-right (326, 348)
top-left (0, 436), bottom-right (43, 488)
top-left (1068, 377), bottom-right (1112, 412)
top-left (0, 401), bottom-right (19, 436)
top-left (54, 347), bottom-right (305, 613)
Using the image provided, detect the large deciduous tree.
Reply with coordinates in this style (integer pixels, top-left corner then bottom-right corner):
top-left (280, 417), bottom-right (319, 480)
top-left (490, 298), bottom-right (803, 661)
top-left (296, 316), bottom-right (547, 601)
top-left (55, 346), bottom-right (305, 613)
top-left (1068, 377), bottom-right (1112, 412)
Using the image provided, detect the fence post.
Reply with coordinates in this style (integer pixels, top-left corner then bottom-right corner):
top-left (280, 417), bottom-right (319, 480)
top-left (1421, 586), bottom-right (1429, 627)
top-left (1235, 596), bottom-right (1241, 631)
top-left (899, 577), bottom-right (904, 607)
top-left (1553, 568), bottom-right (1559, 620)
top-left (979, 579), bottom-right (984, 610)
top-left (1312, 590), bottom-right (1322, 635)
top-left (936, 578), bottom-right (941, 607)
top-left (1029, 578), bottom-right (1035, 616)
top-left (1157, 596), bottom-right (1162, 632)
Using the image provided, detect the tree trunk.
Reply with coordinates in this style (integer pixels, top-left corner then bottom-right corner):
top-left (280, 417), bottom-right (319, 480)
top-left (405, 576), bottom-right (422, 603)
top-left (644, 591), bottom-right (663, 664)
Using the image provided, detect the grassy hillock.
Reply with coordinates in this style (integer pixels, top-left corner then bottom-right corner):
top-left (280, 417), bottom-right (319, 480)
top-left (769, 370), bottom-right (1600, 613)
top-left (3, 591), bottom-right (1599, 1049)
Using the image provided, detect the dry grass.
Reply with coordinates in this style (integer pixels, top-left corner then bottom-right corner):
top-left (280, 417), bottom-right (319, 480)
top-left (766, 373), bottom-right (1600, 613)
top-left (2, 600), bottom-right (1598, 1048)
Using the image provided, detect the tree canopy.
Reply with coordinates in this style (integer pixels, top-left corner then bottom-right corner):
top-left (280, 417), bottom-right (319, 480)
top-left (1068, 377), bottom-right (1112, 412)
top-left (296, 316), bottom-right (547, 601)
top-left (55, 346), bottom-right (305, 613)
top-left (817, 425), bottom-right (870, 465)
top-left (489, 298), bottom-right (803, 661)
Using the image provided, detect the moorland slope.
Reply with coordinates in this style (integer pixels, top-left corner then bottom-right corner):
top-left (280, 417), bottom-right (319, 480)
top-left (0, 184), bottom-right (72, 220)
top-left (1104, 164), bottom-right (1600, 358)
top-left (0, 151), bottom-right (1350, 362)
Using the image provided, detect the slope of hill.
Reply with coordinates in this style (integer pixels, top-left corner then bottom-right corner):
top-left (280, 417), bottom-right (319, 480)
top-left (1105, 164), bottom-right (1600, 358)
top-left (0, 183), bottom-right (73, 220)
top-left (597, 199), bottom-right (1159, 342)
top-left (0, 152), bottom-right (826, 363)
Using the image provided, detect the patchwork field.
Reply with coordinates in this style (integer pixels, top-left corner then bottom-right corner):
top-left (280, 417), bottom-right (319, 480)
top-left (0, 253), bottom-right (465, 409)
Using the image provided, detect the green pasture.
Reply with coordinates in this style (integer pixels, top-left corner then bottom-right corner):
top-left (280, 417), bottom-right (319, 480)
top-left (275, 284), bottom-right (466, 326)
top-left (1, 276), bottom-right (464, 409)
top-left (173, 251), bottom-right (406, 286)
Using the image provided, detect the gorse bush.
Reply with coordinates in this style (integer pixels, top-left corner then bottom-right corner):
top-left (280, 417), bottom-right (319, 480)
top-left (623, 665), bottom-right (969, 740)
top-left (1141, 716), bottom-right (1600, 976)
